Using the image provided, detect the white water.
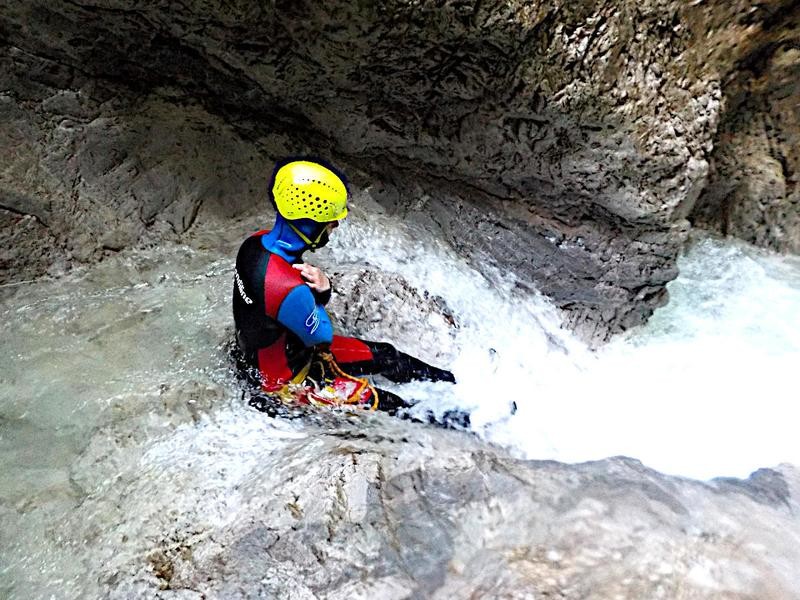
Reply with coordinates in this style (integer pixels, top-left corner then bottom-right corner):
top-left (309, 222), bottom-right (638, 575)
top-left (484, 236), bottom-right (800, 479)
top-left (331, 198), bottom-right (800, 480)
top-left (2, 200), bottom-right (800, 596)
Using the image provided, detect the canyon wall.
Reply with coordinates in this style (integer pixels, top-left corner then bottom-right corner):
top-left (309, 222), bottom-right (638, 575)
top-left (1, 0), bottom-right (798, 340)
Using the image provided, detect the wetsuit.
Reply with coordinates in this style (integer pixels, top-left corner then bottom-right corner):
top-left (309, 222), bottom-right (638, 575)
top-left (232, 228), bottom-right (455, 413)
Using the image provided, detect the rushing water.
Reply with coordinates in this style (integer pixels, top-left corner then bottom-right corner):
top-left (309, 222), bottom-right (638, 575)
top-left (330, 200), bottom-right (800, 480)
top-left (1, 201), bottom-right (799, 597)
top-left (481, 235), bottom-right (800, 479)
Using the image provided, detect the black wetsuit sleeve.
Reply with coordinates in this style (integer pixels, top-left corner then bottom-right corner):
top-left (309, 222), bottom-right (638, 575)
top-left (313, 287), bottom-right (332, 306)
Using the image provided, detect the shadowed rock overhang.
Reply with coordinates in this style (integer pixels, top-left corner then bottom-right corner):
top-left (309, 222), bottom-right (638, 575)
top-left (1, 0), bottom-right (797, 342)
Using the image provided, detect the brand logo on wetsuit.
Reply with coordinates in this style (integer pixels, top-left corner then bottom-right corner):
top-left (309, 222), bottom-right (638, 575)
top-left (235, 270), bottom-right (253, 305)
top-left (305, 307), bottom-right (320, 334)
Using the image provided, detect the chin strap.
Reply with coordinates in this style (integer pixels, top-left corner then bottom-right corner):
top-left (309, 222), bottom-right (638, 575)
top-left (287, 221), bottom-right (327, 250)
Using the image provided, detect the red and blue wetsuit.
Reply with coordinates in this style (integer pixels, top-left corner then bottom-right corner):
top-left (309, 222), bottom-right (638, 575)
top-left (232, 223), bottom-right (455, 411)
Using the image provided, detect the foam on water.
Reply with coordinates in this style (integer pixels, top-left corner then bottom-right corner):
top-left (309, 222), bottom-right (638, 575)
top-left (332, 203), bottom-right (800, 480)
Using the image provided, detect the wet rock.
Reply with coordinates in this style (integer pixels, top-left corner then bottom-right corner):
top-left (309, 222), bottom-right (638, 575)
top-left (326, 266), bottom-right (458, 366)
top-left (0, 211), bottom-right (60, 285)
top-left (85, 417), bottom-right (800, 599)
top-left (692, 39), bottom-right (800, 253)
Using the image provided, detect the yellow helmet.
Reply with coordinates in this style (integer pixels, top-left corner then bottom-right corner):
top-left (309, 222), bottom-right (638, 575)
top-left (271, 160), bottom-right (348, 222)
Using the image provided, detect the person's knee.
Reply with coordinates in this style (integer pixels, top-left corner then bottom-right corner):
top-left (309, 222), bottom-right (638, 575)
top-left (361, 340), bottom-right (456, 384)
top-left (364, 340), bottom-right (398, 359)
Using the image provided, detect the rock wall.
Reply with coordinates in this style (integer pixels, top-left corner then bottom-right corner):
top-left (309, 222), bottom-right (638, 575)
top-left (1, 1), bottom-right (798, 341)
top-left (691, 7), bottom-right (800, 253)
top-left (0, 46), bottom-right (269, 280)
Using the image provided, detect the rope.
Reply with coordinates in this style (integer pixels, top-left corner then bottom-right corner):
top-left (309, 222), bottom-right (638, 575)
top-left (269, 351), bottom-right (379, 411)
top-left (317, 351), bottom-right (379, 411)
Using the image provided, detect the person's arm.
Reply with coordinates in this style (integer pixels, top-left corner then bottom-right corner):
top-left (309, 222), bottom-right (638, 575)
top-left (312, 287), bottom-right (332, 306)
top-left (293, 263), bottom-right (332, 306)
top-left (276, 285), bottom-right (333, 347)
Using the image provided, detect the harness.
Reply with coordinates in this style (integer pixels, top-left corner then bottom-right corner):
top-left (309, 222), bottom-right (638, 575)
top-left (270, 352), bottom-right (379, 411)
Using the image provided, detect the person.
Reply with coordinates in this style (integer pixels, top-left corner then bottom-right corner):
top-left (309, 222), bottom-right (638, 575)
top-left (232, 157), bottom-right (457, 417)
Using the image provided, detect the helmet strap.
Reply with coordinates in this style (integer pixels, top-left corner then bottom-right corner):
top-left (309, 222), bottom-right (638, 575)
top-left (287, 221), bottom-right (327, 250)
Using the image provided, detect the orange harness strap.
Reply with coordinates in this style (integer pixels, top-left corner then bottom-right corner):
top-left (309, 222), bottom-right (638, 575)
top-left (270, 351), bottom-right (379, 411)
top-left (315, 351), bottom-right (379, 411)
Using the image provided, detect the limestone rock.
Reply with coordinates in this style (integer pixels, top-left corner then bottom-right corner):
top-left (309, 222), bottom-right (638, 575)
top-left (326, 266), bottom-right (458, 366)
top-left (1, 1), bottom-right (798, 340)
top-left (0, 211), bottom-right (61, 285)
top-left (0, 47), bottom-right (268, 283)
top-left (692, 37), bottom-right (800, 253)
top-left (88, 417), bottom-right (800, 599)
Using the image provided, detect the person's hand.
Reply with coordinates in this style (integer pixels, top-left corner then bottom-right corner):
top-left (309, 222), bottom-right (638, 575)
top-left (293, 263), bottom-right (330, 293)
